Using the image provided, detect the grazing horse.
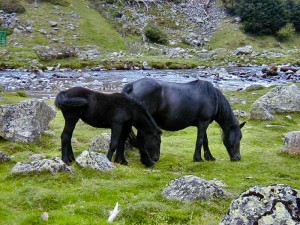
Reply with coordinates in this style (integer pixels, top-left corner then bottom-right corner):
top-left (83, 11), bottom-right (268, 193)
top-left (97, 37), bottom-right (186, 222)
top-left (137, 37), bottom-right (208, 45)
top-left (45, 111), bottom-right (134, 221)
top-left (55, 87), bottom-right (161, 167)
top-left (122, 78), bottom-right (246, 162)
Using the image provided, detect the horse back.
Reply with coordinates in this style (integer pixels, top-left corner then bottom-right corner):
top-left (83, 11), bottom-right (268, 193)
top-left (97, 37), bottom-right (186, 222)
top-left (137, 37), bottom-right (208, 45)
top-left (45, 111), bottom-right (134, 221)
top-left (122, 78), bottom-right (218, 130)
top-left (56, 87), bottom-right (132, 128)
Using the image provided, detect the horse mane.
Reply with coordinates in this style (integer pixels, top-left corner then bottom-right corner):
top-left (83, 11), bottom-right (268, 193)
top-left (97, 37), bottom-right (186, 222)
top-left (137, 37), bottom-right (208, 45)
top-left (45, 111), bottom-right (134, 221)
top-left (213, 87), bottom-right (239, 129)
top-left (195, 80), bottom-right (238, 129)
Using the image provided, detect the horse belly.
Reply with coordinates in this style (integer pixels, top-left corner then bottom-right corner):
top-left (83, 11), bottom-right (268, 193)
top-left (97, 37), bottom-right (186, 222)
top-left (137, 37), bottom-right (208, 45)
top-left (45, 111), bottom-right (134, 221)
top-left (154, 112), bottom-right (196, 131)
top-left (80, 111), bottom-right (111, 128)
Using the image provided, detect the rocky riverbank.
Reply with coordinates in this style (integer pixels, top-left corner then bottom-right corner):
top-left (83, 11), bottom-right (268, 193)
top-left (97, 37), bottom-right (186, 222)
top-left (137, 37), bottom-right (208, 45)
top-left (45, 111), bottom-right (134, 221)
top-left (0, 64), bottom-right (299, 99)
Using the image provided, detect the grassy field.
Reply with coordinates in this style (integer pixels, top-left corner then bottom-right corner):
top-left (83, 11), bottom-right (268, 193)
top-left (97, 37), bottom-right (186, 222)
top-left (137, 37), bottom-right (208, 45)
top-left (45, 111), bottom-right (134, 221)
top-left (0, 85), bottom-right (299, 224)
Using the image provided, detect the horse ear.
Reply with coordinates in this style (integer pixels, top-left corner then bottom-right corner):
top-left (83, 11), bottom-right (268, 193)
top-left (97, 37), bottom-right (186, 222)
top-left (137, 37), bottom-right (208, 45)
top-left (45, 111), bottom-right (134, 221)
top-left (240, 122), bottom-right (246, 129)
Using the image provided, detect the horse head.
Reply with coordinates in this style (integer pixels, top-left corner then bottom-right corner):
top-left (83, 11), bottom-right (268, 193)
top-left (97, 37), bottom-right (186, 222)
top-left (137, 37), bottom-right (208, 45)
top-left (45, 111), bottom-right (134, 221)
top-left (222, 122), bottom-right (246, 161)
top-left (137, 129), bottom-right (162, 165)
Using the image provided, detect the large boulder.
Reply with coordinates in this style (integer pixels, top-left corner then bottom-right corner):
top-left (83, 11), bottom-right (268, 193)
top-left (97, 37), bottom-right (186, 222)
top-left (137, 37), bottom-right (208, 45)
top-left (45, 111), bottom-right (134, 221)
top-left (76, 150), bottom-right (115, 172)
top-left (11, 157), bottom-right (73, 175)
top-left (283, 131), bottom-right (300, 155)
top-left (0, 99), bottom-right (56, 143)
top-left (250, 84), bottom-right (300, 120)
top-left (220, 184), bottom-right (300, 225)
top-left (162, 175), bottom-right (231, 202)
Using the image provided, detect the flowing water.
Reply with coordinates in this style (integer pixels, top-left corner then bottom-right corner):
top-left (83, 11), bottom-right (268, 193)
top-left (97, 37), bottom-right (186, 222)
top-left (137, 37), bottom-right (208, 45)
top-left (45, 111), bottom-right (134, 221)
top-left (0, 66), bottom-right (298, 99)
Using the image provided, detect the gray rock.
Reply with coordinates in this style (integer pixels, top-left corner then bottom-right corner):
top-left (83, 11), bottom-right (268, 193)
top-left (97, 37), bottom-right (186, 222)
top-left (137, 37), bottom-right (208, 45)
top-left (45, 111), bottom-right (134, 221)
top-left (244, 84), bottom-right (265, 91)
top-left (89, 132), bottom-right (111, 153)
top-left (89, 132), bottom-right (133, 153)
top-left (233, 110), bottom-right (248, 118)
top-left (220, 184), bottom-right (300, 225)
top-left (0, 152), bottom-right (11, 162)
top-left (283, 131), bottom-right (300, 155)
top-left (162, 175), bottom-right (231, 202)
top-left (233, 45), bottom-right (253, 55)
top-left (0, 99), bottom-right (56, 143)
top-left (250, 84), bottom-right (300, 120)
top-left (48, 21), bottom-right (58, 27)
top-left (11, 157), bottom-right (73, 175)
top-left (76, 150), bottom-right (115, 172)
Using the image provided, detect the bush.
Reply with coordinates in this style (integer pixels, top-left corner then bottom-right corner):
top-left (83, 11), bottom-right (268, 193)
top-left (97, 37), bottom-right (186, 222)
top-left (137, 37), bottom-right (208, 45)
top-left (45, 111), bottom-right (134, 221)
top-left (144, 23), bottom-right (168, 45)
top-left (236, 0), bottom-right (287, 35)
top-left (0, 0), bottom-right (26, 13)
top-left (277, 23), bottom-right (296, 41)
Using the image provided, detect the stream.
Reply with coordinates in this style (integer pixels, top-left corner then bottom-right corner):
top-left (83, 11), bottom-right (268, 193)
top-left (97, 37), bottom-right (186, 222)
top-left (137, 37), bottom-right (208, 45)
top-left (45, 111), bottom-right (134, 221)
top-left (0, 66), bottom-right (299, 99)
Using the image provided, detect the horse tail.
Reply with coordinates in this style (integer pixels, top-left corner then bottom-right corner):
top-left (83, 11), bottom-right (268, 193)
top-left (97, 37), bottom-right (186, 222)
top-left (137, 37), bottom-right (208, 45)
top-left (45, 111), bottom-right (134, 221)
top-left (127, 128), bottom-right (139, 149)
top-left (55, 91), bottom-right (88, 110)
top-left (121, 83), bottom-right (133, 95)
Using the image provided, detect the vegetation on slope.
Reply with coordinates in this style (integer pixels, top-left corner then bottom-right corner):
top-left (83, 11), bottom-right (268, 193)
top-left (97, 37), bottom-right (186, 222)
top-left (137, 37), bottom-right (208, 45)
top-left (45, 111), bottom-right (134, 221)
top-left (0, 0), bottom-right (300, 69)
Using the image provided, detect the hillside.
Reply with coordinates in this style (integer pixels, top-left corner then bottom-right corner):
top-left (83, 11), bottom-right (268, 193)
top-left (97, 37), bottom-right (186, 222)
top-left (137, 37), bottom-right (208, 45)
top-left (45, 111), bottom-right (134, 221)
top-left (1, 0), bottom-right (300, 69)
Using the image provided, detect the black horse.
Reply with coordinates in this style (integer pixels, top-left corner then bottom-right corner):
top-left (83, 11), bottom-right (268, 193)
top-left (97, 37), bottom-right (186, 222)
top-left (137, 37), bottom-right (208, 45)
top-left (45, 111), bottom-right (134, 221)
top-left (55, 86), bottom-right (161, 167)
top-left (122, 78), bottom-right (246, 162)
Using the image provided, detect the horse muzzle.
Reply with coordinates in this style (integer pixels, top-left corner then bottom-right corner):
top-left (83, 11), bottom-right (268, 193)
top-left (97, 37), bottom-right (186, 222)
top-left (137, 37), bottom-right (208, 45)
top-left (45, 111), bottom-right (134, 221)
top-left (230, 154), bottom-right (241, 161)
top-left (150, 154), bottom-right (160, 162)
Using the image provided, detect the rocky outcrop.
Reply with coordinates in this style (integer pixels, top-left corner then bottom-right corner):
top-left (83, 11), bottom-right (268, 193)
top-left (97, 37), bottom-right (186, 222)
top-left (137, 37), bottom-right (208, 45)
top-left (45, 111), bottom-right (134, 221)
top-left (220, 184), bottom-right (300, 225)
top-left (0, 99), bottom-right (56, 143)
top-left (11, 157), bottom-right (73, 175)
top-left (33, 45), bottom-right (78, 61)
top-left (283, 131), bottom-right (300, 155)
top-left (250, 84), bottom-right (300, 120)
top-left (162, 175), bottom-right (231, 202)
top-left (76, 150), bottom-right (115, 172)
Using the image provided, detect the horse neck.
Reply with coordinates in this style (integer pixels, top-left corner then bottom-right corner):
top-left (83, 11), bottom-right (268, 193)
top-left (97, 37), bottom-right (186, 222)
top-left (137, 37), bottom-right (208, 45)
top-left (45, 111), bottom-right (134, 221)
top-left (214, 91), bottom-right (238, 131)
top-left (133, 107), bottom-right (158, 133)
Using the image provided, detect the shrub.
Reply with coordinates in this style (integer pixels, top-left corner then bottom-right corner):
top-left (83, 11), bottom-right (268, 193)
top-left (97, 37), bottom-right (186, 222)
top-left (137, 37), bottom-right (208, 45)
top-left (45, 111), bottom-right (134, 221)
top-left (277, 23), bottom-right (296, 41)
top-left (236, 0), bottom-right (287, 35)
top-left (144, 23), bottom-right (168, 45)
top-left (0, 0), bottom-right (26, 13)
top-left (16, 90), bottom-right (28, 98)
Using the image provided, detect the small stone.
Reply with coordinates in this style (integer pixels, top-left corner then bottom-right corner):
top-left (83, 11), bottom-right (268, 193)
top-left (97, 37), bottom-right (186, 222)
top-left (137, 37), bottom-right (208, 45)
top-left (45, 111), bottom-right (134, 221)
top-left (41, 212), bottom-right (49, 221)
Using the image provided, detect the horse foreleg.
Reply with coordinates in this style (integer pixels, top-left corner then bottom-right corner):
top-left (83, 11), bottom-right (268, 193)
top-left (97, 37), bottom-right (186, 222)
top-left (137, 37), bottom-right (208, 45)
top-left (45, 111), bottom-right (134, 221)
top-left (136, 131), bottom-right (155, 167)
top-left (193, 121), bottom-right (210, 162)
top-left (203, 132), bottom-right (215, 161)
top-left (114, 125), bottom-right (131, 165)
top-left (61, 117), bottom-right (78, 165)
top-left (107, 123), bottom-right (128, 165)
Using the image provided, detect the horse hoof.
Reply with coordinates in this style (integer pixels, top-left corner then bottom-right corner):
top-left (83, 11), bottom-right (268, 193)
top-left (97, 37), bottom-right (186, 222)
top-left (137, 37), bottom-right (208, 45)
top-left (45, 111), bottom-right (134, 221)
top-left (68, 156), bottom-right (75, 162)
top-left (62, 159), bottom-right (71, 166)
top-left (145, 162), bottom-right (155, 167)
top-left (193, 158), bottom-right (204, 162)
top-left (121, 160), bottom-right (129, 166)
top-left (206, 157), bottom-right (216, 161)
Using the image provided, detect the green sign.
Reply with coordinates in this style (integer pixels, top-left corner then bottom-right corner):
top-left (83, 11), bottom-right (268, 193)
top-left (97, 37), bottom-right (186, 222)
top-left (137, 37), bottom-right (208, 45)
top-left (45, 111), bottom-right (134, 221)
top-left (0, 31), bottom-right (7, 46)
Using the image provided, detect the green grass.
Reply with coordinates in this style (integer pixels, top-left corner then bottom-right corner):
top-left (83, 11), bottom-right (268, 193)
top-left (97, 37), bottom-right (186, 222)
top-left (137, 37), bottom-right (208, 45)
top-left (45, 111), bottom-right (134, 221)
top-left (0, 85), bottom-right (300, 224)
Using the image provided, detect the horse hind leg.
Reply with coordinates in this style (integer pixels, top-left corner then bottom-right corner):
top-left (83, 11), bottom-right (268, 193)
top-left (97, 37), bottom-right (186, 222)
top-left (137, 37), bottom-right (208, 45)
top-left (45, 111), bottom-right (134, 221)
top-left (203, 132), bottom-right (215, 161)
top-left (61, 115), bottom-right (79, 165)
